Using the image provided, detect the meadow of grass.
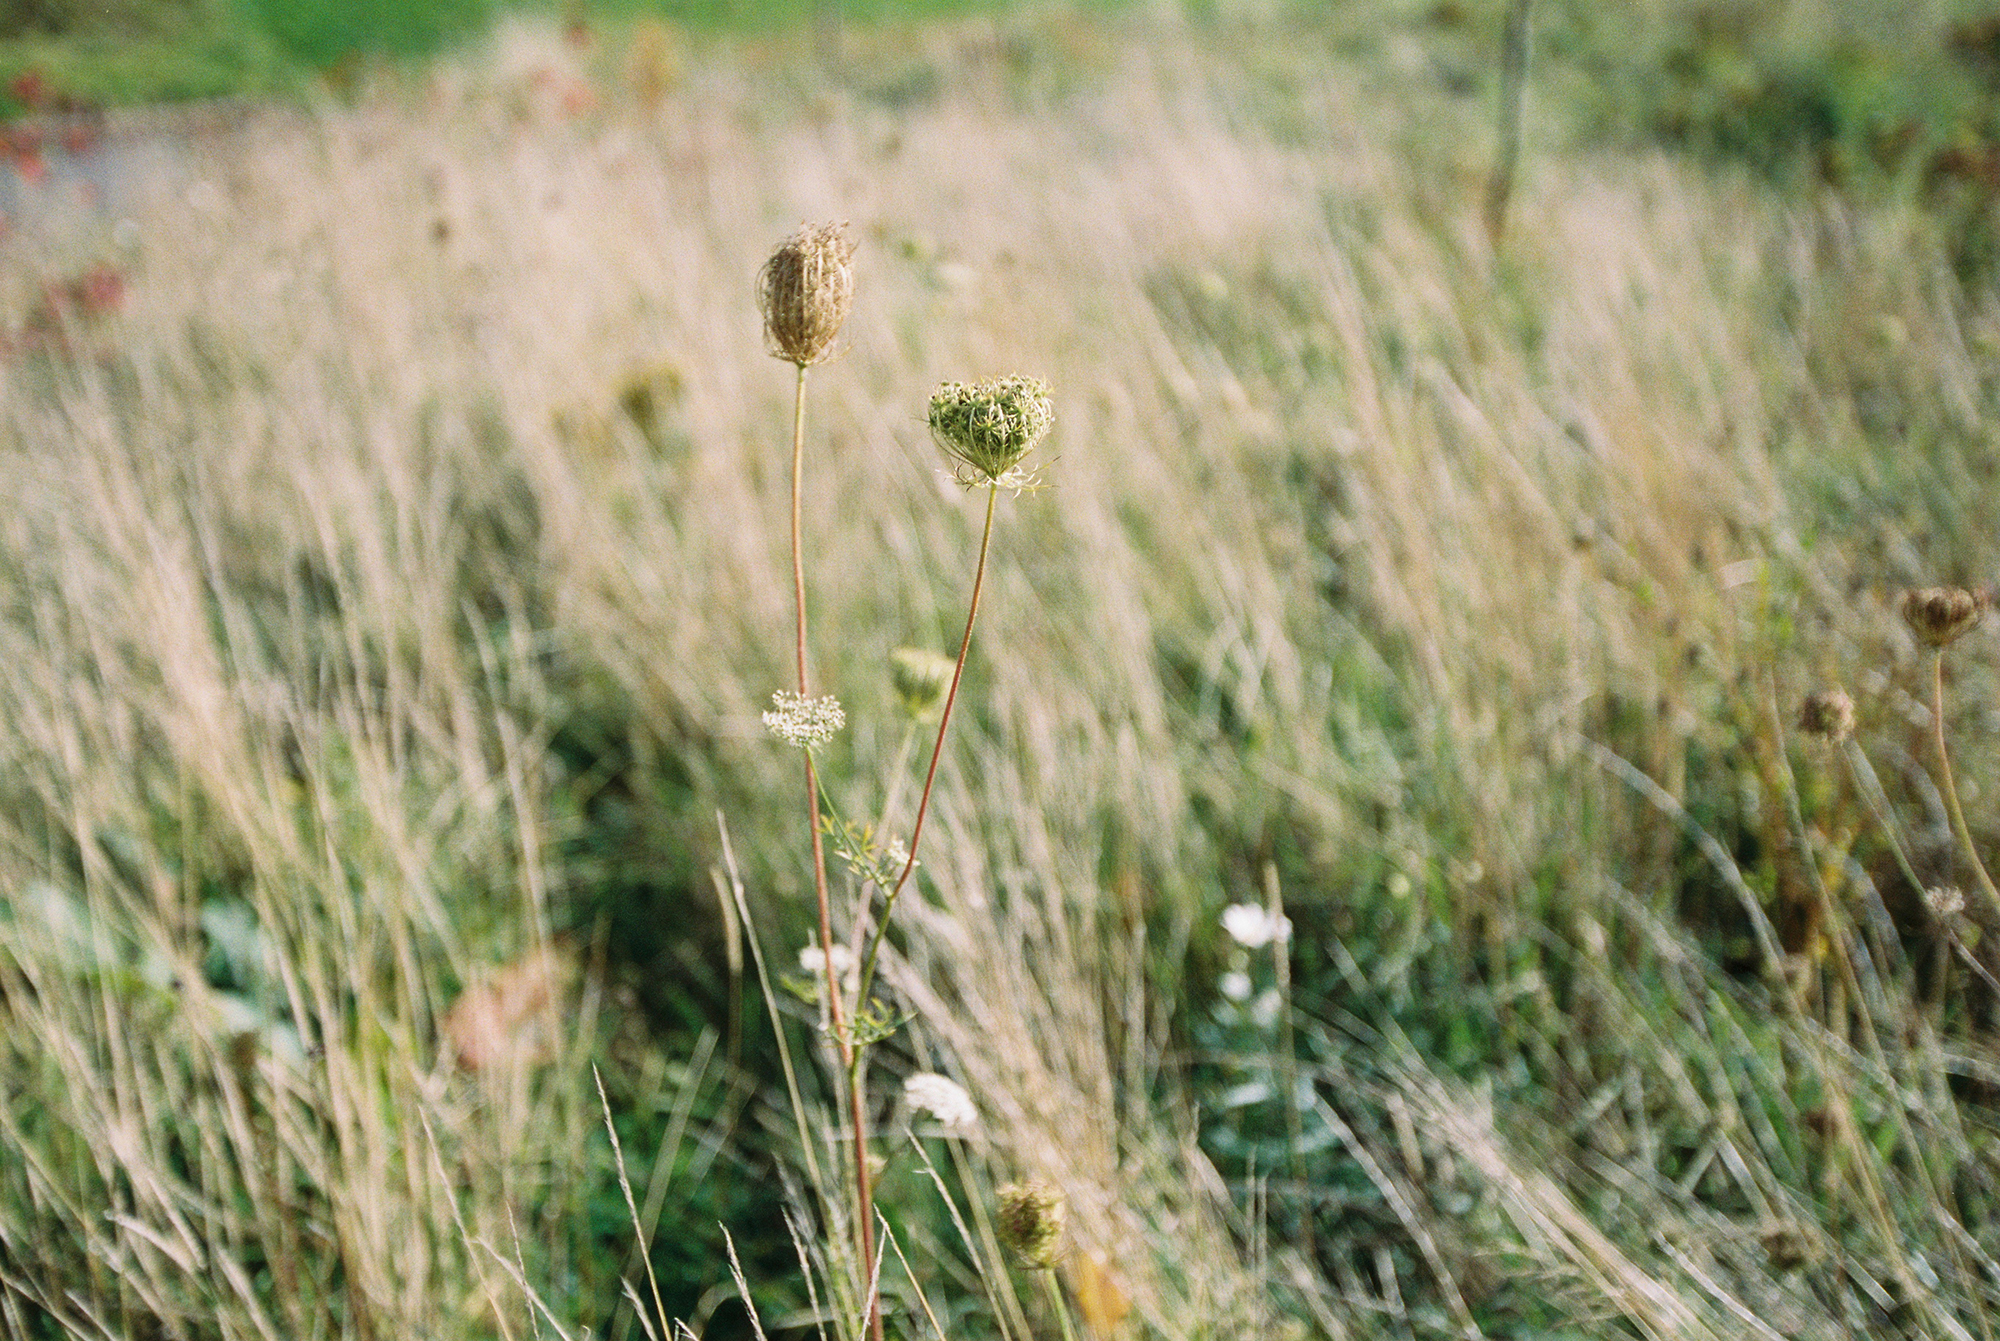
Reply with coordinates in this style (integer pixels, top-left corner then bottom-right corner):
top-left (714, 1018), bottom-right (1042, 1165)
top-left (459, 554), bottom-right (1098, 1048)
top-left (6, 3), bottom-right (2000, 1339)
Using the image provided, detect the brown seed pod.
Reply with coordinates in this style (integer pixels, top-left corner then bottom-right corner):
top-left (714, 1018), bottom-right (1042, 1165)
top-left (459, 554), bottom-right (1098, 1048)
top-left (1797, 688), bottom-right (1855, 742)
top-left (757, 221), bottom-right (855, 366)
top-left (1902, 586), bottom-right (1983, 649)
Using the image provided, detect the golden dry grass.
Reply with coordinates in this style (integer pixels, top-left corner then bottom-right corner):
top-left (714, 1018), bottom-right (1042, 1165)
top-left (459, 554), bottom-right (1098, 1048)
top-left (3, 6), bottom-right (2000, 1339)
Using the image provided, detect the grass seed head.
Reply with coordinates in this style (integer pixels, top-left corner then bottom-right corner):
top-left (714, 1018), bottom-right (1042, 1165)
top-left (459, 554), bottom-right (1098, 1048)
top-left (997, 1179), bottom-right (1066, 1269)
top-left (928, 375), bottom-right (1055, 485)
top-left (757, 221), bottom-right (855, 366)
top-left (1902, 586), bottom-right (1982, 649)
top-left (1797, 688), bottom-right (1855, 742)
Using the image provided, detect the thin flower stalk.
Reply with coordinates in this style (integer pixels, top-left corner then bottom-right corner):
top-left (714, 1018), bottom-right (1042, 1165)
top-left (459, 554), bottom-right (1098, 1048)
top-left (859, 479), bottom-right (1000, 1004)
top-left (855, 377), bottom-right (1051, 1003)
top-left (791, 475), bottom-right (881, 1341)
top-left (774, 283), bottom-right (880, 1337)
top-left (1925, 648), bottom-right (2000, 926)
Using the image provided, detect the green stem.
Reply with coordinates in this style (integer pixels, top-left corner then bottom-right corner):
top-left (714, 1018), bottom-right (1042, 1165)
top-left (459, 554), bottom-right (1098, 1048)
top-left (859, 481), bottom-right (1000, 1006)
top-left (1040, 1269), bottom-right (1082, 1341)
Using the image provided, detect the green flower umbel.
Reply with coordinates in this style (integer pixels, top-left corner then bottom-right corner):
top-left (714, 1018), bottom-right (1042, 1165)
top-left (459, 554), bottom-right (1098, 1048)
top-left (928, 376), bottom-right (1054, 486)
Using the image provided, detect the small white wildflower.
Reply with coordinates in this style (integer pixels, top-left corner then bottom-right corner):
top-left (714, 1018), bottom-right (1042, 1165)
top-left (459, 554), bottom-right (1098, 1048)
top-left (763, 691), bottom-right (845, 748)
top-left (904, 1072), bottom-right (978, 1132)
top-left (1926, 886), bottom-right (1967, 919)
top-left (799, 942), bottom-right (857, 981)
top-left (1219, 970), bottom-right (1253, 1002)
top-left (1220, 903), bottom-right (1292, 949)
top-left (880, 837), bottom-right (915, 875)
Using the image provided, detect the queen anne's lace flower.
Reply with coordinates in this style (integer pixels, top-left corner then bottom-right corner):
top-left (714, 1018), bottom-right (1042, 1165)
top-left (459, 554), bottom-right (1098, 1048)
top-left (997, 1180), bottom-right (1066, 1268)
top-left (889, 646), bottom-right (954, 721)
top-left (799, 942), bottom-right (857, 980)
top-left (763, 691), bottom-right (845, 748)
top-left (904, 1072), bottom-right (978, 1132)
top-left (1220, 903), bottom-right (1292, 949)
top-left (1903, 586), bottom-right (1982, 649)
top-left (928, 376), bottom-right (1054, 485)
top-left (757, 221), bottom-right (855, 366)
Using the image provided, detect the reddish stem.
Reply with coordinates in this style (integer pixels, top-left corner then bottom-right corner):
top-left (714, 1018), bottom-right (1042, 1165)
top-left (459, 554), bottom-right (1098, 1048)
top-left (788, 362), bottom-right (880, 1340)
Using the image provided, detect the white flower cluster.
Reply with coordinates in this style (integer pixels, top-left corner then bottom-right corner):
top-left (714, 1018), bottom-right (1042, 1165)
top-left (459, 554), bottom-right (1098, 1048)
top-left (903, 1072), bottom-right (978, 1133)
top-left (1220, 903), bottom-right (1292, 949)
top-left (799, 942), bottom-right (858, 983)
top-left (763, 690), bottom-right (845, 748)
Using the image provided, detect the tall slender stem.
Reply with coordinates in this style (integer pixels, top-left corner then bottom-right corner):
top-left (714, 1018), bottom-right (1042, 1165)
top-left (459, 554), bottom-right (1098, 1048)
top-left (791, 365), bottom-right (812, 695)
top-left (788, 361), bottom-right (880, 1341)
top-left (858, 482), bottom-right (1000, 1003)
top-left (1930, 650), bottom-right (2000, 926)
top-left (1041, 1269), bottom-right (1083, 1341)
top-left (1484, 0), bottom-right (1532, 245)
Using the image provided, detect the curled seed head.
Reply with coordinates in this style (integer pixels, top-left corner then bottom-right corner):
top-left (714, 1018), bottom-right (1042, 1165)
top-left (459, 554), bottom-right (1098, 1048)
top-left (996, 1179), bottom-right (1065, 1269)
top-left (928, 376), bottom-right (1055, 484)
top-left (889, 646), bottom-right (955, 721)
top-left (1797, 689), bottom-right (1855, 742)
top-left (757, 221), bottom-right (855, 366)
top-left (1902, 586), bottom-right (1982, 650)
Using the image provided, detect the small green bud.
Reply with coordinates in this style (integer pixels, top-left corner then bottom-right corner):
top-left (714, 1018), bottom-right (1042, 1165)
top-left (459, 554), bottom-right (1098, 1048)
top-left (889, 646), bottom-right (954, 721)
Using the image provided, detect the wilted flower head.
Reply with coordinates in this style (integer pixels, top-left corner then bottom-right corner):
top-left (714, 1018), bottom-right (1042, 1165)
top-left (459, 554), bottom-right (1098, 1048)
top-left (763, 691), bottom-right (845, 748)
top-left (996, 1179), bottom-right (1066, 1268)
top-left (928, 376), bottom-right (1054, 485)
top-left (904, 1072), bottom-right (978, 1132)
top-left (1797, 689), bottom-right (1855, 742)
top-left (1220, 903), bottom-right (1292, 949)
top-left (757, 221), bottom-right (855, 366)
top-left (890, 646), bottom-right (955, 721)
top-left (1902, 586), bottom-right (1982, 650)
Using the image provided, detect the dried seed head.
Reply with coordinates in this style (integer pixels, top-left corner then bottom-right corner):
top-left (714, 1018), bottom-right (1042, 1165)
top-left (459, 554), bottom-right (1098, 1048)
top-left (1902, 586), bottom-right (1982, 650)
top-left (1797, 689), bottom-right (1855, 742)
top-left (757, 221), bottom-right (855, 366)
top-left (928, 375), bottom-right (1055, 485)
top-left (889, 646), bottom-right (954, 721)
top-left (1924, 885), bottom-right (1966, 919)
top-left (996, 1179), bottom-right (1065, 1269)
top-left (1759, 1220), bottom-right (1819, 1272)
